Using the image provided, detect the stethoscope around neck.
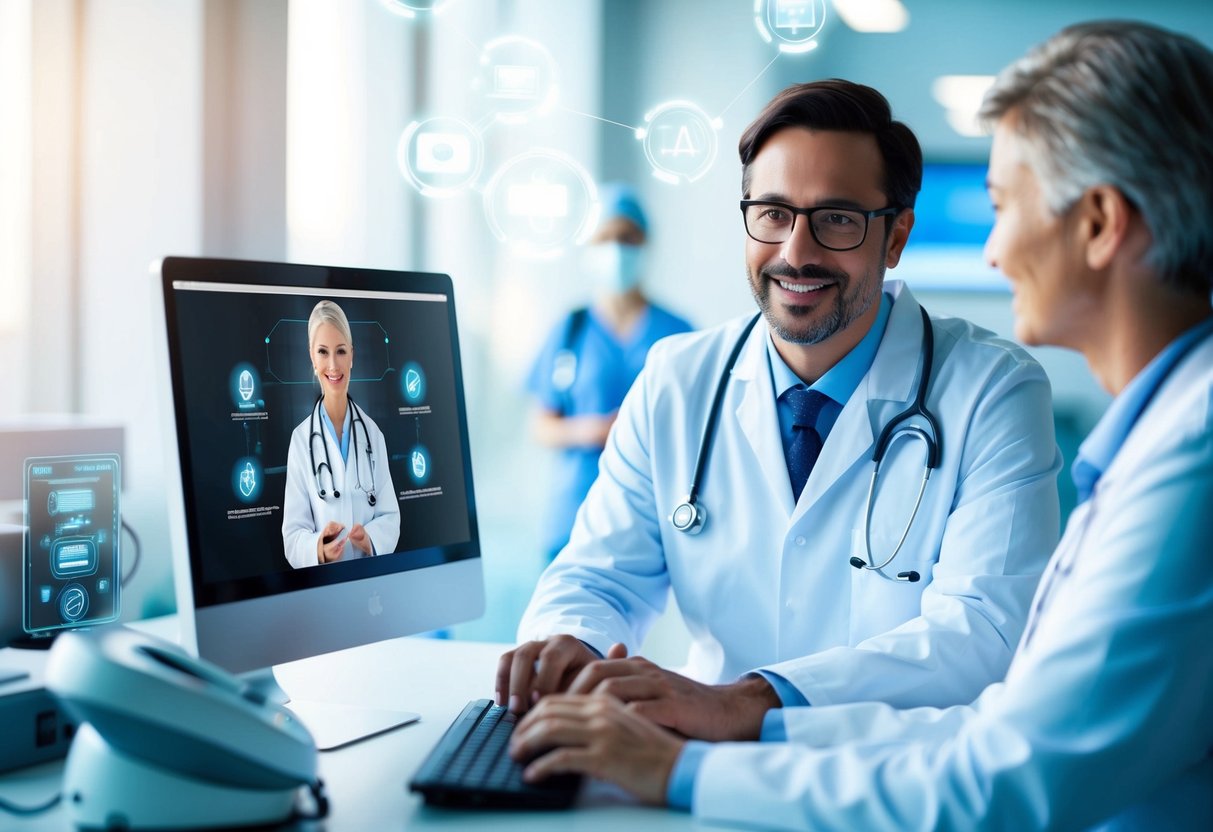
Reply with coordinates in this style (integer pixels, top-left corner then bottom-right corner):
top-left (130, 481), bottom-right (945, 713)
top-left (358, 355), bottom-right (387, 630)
top-left (668, 305), bottom-right (941, 583)
top-left (308, 394), bottom-right (377, 506)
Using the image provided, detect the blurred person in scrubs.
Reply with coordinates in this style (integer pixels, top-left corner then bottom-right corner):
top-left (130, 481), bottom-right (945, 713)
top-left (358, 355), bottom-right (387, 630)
top-left (526, 183), bottom-right (692, 561)
top-left (509, 21), bottom-right (1213, 830)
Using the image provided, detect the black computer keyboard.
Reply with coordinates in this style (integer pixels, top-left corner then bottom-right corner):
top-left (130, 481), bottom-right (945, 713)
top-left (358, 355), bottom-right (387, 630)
top-left (409, 698), bottom-right (582, 809)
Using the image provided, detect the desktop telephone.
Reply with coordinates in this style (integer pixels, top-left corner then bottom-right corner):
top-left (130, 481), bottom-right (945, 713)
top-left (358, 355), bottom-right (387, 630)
top-left (45, 625), bottom-right (325, 829)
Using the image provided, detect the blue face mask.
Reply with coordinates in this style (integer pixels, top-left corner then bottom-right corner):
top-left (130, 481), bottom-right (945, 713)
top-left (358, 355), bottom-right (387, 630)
top-left (583, 243), bottom-right (644, 295)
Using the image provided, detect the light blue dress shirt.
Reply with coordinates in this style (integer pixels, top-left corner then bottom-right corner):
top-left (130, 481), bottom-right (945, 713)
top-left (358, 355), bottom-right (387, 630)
top-left (1071, 316), bottom-right (1213, 504)
top-left (768, 292), bottom-right (893, 452)
top-left (669, 293), bottom-right (892, 810)
top-left (320, 405), bottom-right (351, 463)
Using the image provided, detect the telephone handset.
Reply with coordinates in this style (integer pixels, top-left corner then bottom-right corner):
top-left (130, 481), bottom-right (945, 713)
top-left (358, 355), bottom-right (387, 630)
top-left (46, 625), bottom-right (324, 830)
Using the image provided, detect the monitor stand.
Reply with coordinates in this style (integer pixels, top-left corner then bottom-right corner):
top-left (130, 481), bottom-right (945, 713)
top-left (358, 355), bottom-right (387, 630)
top-left (243, 668), bottom-right (419, 751)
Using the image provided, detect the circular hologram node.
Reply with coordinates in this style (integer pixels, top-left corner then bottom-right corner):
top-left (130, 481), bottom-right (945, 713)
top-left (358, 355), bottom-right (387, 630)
top-left (59, 584), bottom-right (89, 623)
top-left (636, 100), bottom-right (721, 185)
top-left (753, 0), bottom-right (828, 54)
top-left (474, 35), bottom-right (558, 124)
top-left (378, 0), bottom-right (455, 19)
top-left (399, 116), bottom-right (485, 198)
top-left (482, 150), bottom-right (599, 258)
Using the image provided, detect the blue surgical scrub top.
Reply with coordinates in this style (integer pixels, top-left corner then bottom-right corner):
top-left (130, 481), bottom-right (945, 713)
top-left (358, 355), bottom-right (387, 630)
top-left (526, 303), bottom-right (694, 557)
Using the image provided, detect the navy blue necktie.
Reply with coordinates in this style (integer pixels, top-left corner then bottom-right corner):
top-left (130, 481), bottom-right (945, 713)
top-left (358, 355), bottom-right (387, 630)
top-left (785, 388), bottom-right (828, 501)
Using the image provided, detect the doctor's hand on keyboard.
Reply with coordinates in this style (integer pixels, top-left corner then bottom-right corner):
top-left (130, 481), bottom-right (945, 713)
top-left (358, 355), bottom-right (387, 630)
top-left (564, 655), bottom-right (780, 742)
top-left (509, 693), bottom-right (686, 806)
top-left (495, 637), bottom-right (628, 714)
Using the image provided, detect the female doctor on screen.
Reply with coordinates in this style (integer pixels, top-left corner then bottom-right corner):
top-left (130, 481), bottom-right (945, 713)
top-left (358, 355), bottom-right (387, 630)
top-left (282, 300), bottom-right (400, 568)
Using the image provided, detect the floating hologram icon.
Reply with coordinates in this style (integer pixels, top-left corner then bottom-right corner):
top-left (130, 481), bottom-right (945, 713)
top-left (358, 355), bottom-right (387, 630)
top-left (483, 150), bottom-right (598, 258)
top-left (755, 0), bottom-right (828, 53)
top-left (775, 0), bottom-right (816, 31)
top-left (399, 116), bottom-right (485, 198)
top-left (377, 0), bottom-right (455, 19)
top-left (636, 101), bottom-right (721, 185)
top-left (474, 36), bottom-right (558, 124)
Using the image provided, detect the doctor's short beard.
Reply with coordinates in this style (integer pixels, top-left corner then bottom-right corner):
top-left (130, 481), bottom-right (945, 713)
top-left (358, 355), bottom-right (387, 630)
top-left (748, 260), bottom-right (885, 346)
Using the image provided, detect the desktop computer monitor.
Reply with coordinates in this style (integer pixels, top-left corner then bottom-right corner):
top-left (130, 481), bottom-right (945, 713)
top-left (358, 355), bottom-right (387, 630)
top-left (156, 256), bottom-right (485, 744)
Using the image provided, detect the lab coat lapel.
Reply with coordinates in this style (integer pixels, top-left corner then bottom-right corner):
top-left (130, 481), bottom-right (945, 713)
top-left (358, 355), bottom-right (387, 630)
top-left (733, 321), bottom-right (798, 517)
top-left (794, 282), bottom-right (922, 521)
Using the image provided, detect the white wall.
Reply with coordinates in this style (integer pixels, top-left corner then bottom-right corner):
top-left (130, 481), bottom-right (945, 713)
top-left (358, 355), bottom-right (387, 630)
top-left (74, 0), bottom-right (206, 617)
top-left (286, 0), bottom-right (415, 268)
top-left (0, 0), bottom-right (33, 417)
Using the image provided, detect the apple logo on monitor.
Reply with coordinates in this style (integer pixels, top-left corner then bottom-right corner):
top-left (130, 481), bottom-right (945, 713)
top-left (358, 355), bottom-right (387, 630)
top-left (368, 592), bottom-right (383, 617)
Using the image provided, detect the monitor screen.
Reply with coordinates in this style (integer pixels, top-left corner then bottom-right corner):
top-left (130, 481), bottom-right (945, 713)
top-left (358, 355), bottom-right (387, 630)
top-left (158, 257), bottom-right (484, 673)
top-left (896, 162), bottom-right (1004, 292)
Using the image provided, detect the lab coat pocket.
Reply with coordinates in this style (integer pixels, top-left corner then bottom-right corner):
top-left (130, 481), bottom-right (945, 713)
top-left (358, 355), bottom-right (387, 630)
top-left (848, 525), bottom-right (929, 645)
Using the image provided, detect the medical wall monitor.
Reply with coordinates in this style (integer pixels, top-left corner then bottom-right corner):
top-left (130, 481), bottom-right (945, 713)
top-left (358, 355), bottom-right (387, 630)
top-left (896, 162), bottom-right (1004, 292)
top-left (157, 257), bottom-right (485, 674)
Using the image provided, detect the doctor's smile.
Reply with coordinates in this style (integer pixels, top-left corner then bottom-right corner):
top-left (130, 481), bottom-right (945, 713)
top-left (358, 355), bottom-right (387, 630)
top-left (762, 263), bottom-right (845, 305)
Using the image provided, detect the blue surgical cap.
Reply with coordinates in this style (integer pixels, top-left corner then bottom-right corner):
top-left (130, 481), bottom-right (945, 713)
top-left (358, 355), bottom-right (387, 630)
top-left (597, 182), bottom-right (648, 235)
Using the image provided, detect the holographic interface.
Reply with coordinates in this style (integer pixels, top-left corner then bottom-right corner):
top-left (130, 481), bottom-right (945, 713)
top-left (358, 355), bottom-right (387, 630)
top-left (381, 0), bottom-right (833, 256)
top-left (23, 455), bottom-right (121, 634)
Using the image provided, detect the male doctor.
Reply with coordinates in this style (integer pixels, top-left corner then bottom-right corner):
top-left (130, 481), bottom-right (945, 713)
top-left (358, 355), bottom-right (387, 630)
top-left (511, 21), bottom-right (1213, 829)
top-left (499, 79), bottom-right (1062, 731)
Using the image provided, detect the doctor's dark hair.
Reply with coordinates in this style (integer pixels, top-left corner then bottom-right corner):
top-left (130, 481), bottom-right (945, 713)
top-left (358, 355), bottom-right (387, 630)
top-left (979, 21), bottom-right (1213, 293)
top-left (308, 300), bottom-right (354, 350)
top-left (738, 79), bottom-right (923, 211)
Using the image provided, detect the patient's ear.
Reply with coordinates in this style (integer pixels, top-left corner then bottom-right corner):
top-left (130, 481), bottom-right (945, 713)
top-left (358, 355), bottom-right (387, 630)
top-left (1079, 185), bottom-right (1134, 272)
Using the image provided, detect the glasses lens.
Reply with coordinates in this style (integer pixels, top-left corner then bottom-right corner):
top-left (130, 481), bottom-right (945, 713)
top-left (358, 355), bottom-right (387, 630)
top-left (745, 204), bottom-right (795, 244)
top-left (810, 209), bottom-right (867, 250)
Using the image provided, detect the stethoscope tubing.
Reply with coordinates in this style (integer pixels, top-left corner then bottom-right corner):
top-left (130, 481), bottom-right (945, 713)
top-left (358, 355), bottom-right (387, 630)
top-left (673, 304), bottom-right (941, 582)
top-left (308, 395), bottom-right (377, 506)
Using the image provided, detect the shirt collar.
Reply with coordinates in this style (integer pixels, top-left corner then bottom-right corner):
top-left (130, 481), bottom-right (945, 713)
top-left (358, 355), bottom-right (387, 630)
top-left (319, 402), bottom-right (353, 458)
top-left (767, 291), bottom-right (893, 404)
top-left (1072, 315), bottom-right (1213, 502)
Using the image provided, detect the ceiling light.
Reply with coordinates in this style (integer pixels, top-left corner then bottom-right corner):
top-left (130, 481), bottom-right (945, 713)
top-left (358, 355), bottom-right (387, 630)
top-left (831, 0), bottom-right (909, 33)
top-left (932, 75), bottom-right (996, 138)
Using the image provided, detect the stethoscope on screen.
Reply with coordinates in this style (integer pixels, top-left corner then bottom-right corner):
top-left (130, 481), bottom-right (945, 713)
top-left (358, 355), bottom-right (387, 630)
top-left (309, 395), bottom-right (377, 507)
top-left (668, 305), bottom-right (941, 583)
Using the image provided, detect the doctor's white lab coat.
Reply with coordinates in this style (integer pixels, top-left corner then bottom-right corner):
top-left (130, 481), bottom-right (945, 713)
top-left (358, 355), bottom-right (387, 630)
top-left (282, 403), bottom-right (400, 568)
top-left (518, 281), bottom-right (1062, 709)
top-left (690, 327), bottom-right (1213, 831)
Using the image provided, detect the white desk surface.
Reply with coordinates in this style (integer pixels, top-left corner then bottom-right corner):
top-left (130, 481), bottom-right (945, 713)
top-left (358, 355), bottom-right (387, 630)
top-left (0, 632), bottom-right (709, 831)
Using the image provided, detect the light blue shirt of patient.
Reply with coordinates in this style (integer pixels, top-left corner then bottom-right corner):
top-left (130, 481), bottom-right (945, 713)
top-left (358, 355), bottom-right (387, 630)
top-left (674, 317), bottom-right (1213, 819)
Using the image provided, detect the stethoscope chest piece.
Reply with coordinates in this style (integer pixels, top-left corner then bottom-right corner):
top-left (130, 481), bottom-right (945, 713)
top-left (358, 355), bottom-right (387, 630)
top-left (669, 498), bottom-right (706, 534)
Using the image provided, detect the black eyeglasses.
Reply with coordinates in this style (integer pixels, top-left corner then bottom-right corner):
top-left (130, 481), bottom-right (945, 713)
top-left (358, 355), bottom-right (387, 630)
top-left (740, 200), bottom-right (901, 250)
